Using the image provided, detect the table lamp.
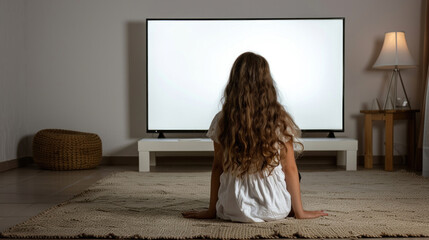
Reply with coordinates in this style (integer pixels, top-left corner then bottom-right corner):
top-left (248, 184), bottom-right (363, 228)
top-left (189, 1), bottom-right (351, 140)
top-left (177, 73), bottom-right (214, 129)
top-left (373, 31), bottom-right (416, 109)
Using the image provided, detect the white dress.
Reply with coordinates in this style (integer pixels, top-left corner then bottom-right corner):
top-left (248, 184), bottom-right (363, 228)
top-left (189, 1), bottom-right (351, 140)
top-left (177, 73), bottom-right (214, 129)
top-left (207, 112), bottom-right (292, 223)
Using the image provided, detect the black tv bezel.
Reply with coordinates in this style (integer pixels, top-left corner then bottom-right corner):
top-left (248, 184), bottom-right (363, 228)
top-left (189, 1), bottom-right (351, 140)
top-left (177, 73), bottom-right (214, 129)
top-left (146, 17), bottom-right (345, 134)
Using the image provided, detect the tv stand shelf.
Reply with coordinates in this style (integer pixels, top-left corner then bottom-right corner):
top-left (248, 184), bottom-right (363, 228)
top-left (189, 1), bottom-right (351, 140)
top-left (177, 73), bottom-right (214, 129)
top-left (138, 138), bottom-right (358, 172)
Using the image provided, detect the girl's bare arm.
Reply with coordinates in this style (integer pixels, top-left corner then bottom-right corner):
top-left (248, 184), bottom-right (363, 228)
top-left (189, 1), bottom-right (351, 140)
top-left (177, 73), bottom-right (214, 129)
top-left (281, 140), bottom-right (328, 219)
top-left (182, 142), bottom-right (224, 219)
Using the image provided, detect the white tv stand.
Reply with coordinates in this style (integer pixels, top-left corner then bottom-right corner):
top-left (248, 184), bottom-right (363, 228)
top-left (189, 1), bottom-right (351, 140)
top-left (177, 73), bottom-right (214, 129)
top-left (138, 138), bottom-right (358, 172)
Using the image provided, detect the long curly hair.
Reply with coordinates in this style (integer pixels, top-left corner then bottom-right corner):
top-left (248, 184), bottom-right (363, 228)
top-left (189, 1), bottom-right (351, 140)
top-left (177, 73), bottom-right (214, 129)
top-left (218, 52), bottom-right (303, 177)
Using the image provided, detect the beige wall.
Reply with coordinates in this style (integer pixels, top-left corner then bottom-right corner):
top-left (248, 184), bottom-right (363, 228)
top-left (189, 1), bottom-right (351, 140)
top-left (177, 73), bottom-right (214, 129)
top-left (0, 0), bottom-right (28, 163)
top-left (5, 0), bottom-right (425, 158)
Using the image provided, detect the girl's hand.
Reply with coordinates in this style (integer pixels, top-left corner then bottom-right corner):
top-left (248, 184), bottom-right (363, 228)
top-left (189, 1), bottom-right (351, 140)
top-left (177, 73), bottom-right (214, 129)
top-left (295, 210), bottom-right (328, 219)
top-left (182, 210), bottom-right (216, 219)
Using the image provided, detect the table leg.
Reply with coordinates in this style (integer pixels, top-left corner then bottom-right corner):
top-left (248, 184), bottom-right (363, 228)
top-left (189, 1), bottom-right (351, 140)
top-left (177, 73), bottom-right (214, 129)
top-left (337, 151), bottom-right (354, 170)
top-left (364, 114), bottom-right (373, 168)
top-left (385, 113), bottom-right (394, 171)
top-left (139, 151), bottom-right (150, 172)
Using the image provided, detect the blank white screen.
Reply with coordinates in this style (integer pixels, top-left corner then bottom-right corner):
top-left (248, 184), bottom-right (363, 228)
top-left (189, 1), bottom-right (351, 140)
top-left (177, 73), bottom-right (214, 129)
top-left (147, 19), bottom-right (343, 131)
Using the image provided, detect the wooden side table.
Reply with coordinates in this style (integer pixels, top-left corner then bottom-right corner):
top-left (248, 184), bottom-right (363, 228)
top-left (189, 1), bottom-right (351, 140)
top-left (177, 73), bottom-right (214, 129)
top-left (360, 109), bottom-right (419, 171)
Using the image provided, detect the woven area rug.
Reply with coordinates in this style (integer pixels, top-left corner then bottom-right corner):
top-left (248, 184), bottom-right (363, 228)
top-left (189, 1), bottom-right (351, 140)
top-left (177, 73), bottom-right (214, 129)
top-left (1, 170), bottom-right (429, 239)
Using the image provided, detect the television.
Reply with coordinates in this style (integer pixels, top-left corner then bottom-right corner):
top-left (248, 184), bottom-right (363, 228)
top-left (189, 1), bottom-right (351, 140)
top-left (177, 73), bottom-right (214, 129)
top-left (147, 18), bottom-right (344, 135)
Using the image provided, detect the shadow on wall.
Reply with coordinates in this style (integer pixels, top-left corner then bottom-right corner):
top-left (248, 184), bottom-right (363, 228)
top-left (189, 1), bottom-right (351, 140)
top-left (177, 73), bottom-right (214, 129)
top-left (366, 38), bottom-right (384, 71)
top-left (352, 37), bottom-right (387, 156)
top-left (363, 36), bottom-right (406, 111)
top-left (108, 143), bottom-right (139, 157)
top-left (367, 37), bottom-right (393, 104)
top-left (127, 22), bottom-right (148, 139)
top-left (350, 113), bottom-right (364, 155)
top-left (17, 135), bottom-right (34, 164)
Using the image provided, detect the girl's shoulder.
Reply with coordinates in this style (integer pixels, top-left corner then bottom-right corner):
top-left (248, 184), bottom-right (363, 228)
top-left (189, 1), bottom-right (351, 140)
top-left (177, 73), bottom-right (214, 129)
top-left (207, 112), bottom-right (222, 142)
top-left (275, 126), bottom-right (294, 142)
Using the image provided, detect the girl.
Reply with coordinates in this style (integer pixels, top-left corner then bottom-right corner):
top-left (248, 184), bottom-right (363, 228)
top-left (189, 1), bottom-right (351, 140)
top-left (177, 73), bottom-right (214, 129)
top-left (182, 52), bottom-right (327, 222)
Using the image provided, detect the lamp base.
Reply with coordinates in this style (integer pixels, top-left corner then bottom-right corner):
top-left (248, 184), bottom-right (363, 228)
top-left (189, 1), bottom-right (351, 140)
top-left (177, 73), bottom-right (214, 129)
top-left (383, 68), bottom-right (411, 110)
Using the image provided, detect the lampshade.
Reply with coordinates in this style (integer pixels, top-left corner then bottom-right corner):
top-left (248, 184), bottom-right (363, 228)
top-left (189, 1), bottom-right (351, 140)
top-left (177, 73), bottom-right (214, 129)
top-left (373, 31), bottom-right (416, 69)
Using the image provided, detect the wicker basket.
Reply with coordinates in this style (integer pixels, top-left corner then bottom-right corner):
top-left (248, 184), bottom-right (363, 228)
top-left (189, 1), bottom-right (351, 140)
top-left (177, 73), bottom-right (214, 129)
top-left (33, 129), bottom-right (102, 170)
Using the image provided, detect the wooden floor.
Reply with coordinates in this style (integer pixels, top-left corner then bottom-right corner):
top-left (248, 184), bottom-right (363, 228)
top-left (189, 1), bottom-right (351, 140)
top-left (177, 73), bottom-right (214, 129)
top-left (0, 164), bottom-right (136, 232)
top-left (0, 161), bottom-right (422, 240)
